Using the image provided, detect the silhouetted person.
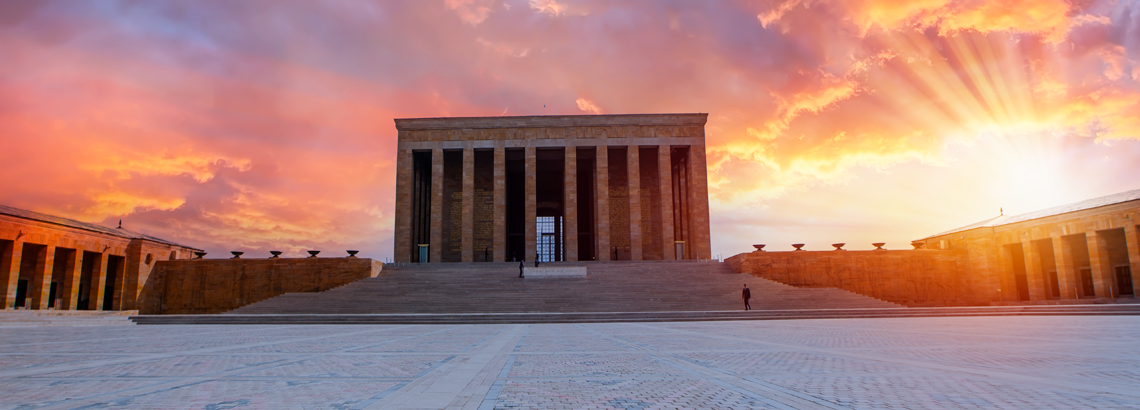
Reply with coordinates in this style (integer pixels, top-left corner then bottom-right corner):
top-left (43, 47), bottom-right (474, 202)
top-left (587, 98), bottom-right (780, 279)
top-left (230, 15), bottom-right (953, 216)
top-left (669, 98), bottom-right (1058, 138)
top-left (742, 284), bottom-right (752, 311)
top-left (535, 254), bottom-right (540, 267)
top-left (519, 258), bottom-right (524, 278)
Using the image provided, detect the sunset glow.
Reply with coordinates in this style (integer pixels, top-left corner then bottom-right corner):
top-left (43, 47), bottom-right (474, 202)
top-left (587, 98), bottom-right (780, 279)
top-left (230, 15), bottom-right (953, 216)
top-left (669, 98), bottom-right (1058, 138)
top-left (1, 1), bottom-right (1138, 258)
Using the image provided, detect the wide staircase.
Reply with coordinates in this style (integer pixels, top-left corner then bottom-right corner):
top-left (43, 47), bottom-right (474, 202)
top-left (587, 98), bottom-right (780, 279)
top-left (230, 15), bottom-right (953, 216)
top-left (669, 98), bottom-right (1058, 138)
top-left (226, 260), bottom-right (899, 315)
top-left (130, 261), bottom-right (1140, 324)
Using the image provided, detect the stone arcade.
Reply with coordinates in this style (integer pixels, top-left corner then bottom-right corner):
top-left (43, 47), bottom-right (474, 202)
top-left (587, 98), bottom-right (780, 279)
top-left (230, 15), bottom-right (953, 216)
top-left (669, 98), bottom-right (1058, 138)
top-left (0, 205), bottom-right (200, 311)
top-left (392, 114), bottom-right (713, 263)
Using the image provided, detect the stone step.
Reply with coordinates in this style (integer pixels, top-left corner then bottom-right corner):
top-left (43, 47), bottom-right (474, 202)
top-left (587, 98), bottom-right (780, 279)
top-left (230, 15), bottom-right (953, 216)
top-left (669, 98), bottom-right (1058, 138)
top-left (133, 304), bottom-right (1140, 325)
top-left (225, 261), bottom-right (902, 315)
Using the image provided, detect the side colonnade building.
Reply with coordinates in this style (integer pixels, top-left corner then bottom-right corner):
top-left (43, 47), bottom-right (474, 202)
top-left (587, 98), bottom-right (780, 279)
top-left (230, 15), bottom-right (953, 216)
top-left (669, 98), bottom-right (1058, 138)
top-left (0, 205), bottom-right (201, 311)
top-left (919, 189), bottom-right (1140, 302)
top-left (392, 114), bottom-right (713, 263)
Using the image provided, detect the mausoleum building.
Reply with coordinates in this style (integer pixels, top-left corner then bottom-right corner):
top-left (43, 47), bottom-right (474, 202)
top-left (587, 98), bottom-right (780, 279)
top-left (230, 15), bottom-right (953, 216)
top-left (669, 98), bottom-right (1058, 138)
top-left (392, 114), bottom-right (713, 263)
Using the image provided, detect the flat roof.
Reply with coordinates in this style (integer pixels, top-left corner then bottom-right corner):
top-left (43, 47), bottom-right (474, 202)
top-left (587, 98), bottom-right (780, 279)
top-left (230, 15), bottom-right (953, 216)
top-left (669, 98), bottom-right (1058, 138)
top-left (0, 204), bottom-right (199, 250)
top-left (922, 188), bottom-right (1140, 239)
top-left (394, 113), bottom-right (708, 131)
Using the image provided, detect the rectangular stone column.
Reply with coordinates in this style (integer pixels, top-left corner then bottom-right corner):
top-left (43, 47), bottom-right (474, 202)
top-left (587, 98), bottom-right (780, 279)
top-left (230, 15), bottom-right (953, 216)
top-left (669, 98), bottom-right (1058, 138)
top-left (627, 145), bottom-right (642, 261)
top-left (461, 147), bottom-right (474, 262)
top-left (429, 148), bottom-right (444, 263)
top-left (89, 253), bottom-right (108, 310)
top-left (1, 240), bottom-right (23, 309)
top-left (492, 145), bottom-right (506, 262)
top-left (525, 146), bottom-right (537, 262)
top-left (29, 244), bottom-right (55, 310)
top-left (393, 149), bottom-right (413, 263)
top-left (1086, 231), bottom-right (1114, 297)
top-left (1052, 236), bottom-right (1078, 299)
top-left (1022, 239), bottom-right (1046, 301)
top-left (564, 147), bottom-right (578, 261)
top-left (658, 145), bottom-right (675, 259)
top-left (1125, 224), bottom-right (1140, 297)
top-left (61, 248), bottom-right (83, 310)
top-left (997, 244), bottom-right (1017, 301)
top-left (687, 144), bottom-right (713, 259)
top-left (595, 145), bottom-right (610, 260)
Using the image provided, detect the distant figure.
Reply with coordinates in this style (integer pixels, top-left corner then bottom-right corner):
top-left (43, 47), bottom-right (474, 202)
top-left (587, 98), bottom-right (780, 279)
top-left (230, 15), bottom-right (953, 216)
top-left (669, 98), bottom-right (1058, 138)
top-left (742, 284), bottom-right (752, 311)
top-left (519, 258), bottom-right (525, 278)
top-left (535, 254), bottom-right (540, 267)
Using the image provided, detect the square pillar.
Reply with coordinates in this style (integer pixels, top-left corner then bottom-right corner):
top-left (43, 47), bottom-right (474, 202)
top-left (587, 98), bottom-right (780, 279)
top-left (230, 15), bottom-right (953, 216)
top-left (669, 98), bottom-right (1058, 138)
top-left (564, 147), bottom-right (578, 261)
top-left (492, 144), bottom-right (506, 262)
top-left (393, 149), bottom-right (413, 263)
top-left (461, 147), bottom-right (475, 262)
top-left (61, 248), bottom-right (83, 310)
top-left (89, 253), bottom-right (108, 311)
top-left (1051, 236), bottom-right (1078, 299)
top-left (687, 144), bottom-right (713, 259)
top-left (1086, 231), bottom-right (1115, 298)
top-left (429, 148), bottom-right (444, 263)
top-left (29, 244), bottom-right (55, 310)
top-left (658, 145), bottom-right (675, 259)
top-left (627, 146), bottom-right (642, 261)
top-left (1, 240), bottom-right (23, 309)
top-left (1125, 223), bottom-right (1140, 297)
top-left (595, 145), bottom-right (610, 260)
top-left (1022, 239), bottom-right (1046, 301)
top-left (524, 146), bottom-right (537, 262)
top-left (997, 244), bottom-right (1017, 301)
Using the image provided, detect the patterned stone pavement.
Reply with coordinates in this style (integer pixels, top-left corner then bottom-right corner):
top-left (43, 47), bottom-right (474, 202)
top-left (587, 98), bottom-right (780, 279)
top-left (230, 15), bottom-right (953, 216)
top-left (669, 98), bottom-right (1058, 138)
top-left (1, 314), bottom-right (1139, 409)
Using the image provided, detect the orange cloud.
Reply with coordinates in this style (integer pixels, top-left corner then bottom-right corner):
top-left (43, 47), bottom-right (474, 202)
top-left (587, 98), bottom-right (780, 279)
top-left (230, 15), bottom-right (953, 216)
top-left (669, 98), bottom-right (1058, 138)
top-left (0, 0), bottom-right (1136, 259)
top-left (575, 97), bottom-right (603, 114)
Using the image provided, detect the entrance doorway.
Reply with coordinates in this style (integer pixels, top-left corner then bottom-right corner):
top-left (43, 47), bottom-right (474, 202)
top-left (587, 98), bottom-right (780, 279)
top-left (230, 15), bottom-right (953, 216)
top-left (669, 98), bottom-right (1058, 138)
top-left (14, 279), bottom-right (27, 308)
top-left (1116, 266), bottom-right (1134, 296)
top-left (1079, 267), bottom-right (1095, 297)
top-left (537, 216), bottom-right (562, 262)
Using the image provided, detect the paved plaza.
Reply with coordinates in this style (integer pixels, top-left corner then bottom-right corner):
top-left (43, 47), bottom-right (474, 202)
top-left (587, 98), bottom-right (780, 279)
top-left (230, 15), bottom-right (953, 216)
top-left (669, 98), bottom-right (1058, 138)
top-left (1, 314), bottom-right (1138, 409)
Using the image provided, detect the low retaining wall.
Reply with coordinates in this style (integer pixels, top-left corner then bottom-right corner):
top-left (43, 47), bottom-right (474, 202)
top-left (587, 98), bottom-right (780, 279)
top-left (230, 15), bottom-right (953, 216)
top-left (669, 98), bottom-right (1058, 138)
top-left (139, 258), bottom-right (382, 314)
top-left (726, 249), bottom-right (981, 306)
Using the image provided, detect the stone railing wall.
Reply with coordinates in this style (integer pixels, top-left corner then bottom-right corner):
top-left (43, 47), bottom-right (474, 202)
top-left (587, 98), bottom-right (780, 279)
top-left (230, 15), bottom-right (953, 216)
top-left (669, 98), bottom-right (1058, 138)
top-left (726, 249), bottom-right (982, 306)
top-left (139, 258), bottom-right (382, 314)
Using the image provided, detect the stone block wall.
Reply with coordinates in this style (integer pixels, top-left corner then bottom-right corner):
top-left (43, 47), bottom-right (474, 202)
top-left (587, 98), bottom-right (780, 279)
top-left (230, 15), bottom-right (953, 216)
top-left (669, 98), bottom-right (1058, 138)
top-left (141, 258), bottom-right (382, 314)
top-left (726, 249), bottom-right (979, 306)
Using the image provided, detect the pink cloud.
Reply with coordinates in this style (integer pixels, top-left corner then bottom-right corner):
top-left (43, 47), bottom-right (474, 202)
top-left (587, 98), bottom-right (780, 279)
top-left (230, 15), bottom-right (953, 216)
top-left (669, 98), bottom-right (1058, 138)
top-left (0, 0), bottom-right (1138, 260)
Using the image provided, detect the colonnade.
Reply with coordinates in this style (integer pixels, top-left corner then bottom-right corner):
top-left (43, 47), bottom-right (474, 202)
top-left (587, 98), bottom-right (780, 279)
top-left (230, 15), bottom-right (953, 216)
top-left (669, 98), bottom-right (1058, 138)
top-left (393, 140), bottom-right (712, 263)
top-left (1003, 224), bottom-right (1140, 301)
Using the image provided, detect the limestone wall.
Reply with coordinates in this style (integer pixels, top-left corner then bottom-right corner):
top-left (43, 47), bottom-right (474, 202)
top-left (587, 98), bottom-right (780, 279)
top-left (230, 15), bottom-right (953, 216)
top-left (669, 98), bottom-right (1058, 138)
top-left (726, 249), bottom-right (980, 306)
top-left (141, 258), bottom-right (382, 314)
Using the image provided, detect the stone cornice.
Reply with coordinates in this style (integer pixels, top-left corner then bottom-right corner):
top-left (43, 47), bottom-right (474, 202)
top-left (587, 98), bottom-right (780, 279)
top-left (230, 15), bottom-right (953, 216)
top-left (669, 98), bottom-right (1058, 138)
top-left (394, 113), bottom-right (708, 131)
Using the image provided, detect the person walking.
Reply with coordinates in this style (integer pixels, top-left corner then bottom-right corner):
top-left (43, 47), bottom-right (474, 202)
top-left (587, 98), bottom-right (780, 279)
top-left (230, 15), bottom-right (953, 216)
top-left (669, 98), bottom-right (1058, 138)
top-left (742, 284), bottom-right (752, 311)
top-left (535, 254), bottom-right (540, 267)
top-left (519, 258), bottom-right (525, 278)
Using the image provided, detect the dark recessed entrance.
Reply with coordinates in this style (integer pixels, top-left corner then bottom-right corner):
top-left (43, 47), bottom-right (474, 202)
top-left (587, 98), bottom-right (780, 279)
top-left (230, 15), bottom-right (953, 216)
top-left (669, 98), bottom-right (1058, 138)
top-left (505, 149), bottom-right (525, 261)
top-left (1116, 266), bottom-right (1134, 296)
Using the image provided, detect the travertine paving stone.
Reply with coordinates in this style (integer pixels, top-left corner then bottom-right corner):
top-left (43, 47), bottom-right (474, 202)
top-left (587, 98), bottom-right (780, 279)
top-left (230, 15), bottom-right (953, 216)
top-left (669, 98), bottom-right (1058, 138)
top-left (1, 314), bottom-right (1139, 409)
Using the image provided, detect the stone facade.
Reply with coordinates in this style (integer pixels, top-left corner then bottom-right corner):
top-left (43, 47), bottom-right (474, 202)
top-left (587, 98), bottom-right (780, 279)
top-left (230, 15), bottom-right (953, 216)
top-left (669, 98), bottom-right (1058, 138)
top-left (728, 189), bottom-right (1140, 306)
top-left (141, 257), bottom-right (382, 314)
top-left (0, 205), bottom-right (200, 311)
top-left (918, 190), bottom-right (1140, 303)
top-left (393, 114), bottom-right (713, 263)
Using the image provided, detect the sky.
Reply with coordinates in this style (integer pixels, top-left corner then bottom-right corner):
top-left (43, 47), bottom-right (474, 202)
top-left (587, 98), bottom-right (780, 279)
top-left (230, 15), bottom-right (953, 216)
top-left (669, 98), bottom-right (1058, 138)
top-left (1, 0), bottom-right (1139, 260)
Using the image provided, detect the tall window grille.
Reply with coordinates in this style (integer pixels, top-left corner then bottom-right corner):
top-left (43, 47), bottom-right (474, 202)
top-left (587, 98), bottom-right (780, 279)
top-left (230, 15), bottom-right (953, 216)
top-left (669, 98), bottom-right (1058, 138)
top-left (537, 216), bottom-right (562, 262)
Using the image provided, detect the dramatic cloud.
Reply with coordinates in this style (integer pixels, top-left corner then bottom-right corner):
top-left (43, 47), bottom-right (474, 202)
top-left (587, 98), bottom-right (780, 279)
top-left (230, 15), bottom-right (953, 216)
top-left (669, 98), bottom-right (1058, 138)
top-left (1, 0), bottom-right (1138, 259)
